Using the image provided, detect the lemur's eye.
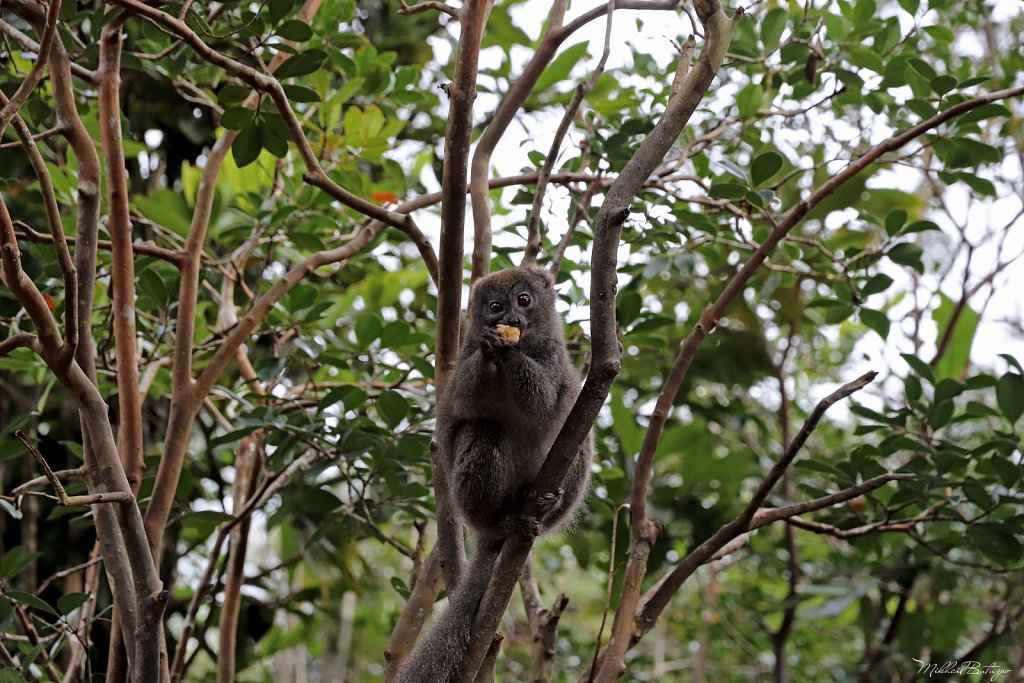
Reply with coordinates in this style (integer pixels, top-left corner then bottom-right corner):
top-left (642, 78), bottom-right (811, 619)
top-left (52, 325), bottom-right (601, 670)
top-left (517, 293), bottom-right (531, 307)
top-left (488, 301), bottom-right (503, 314)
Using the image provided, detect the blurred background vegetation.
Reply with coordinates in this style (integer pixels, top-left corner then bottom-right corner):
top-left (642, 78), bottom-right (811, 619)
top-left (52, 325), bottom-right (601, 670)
top-left (1, 0), bottom-right (1023, 680)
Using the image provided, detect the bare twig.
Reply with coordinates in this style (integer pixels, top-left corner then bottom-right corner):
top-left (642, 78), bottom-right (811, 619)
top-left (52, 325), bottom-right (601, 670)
top-left (522, 0), bottom-right (615, 266)
top-left (0, 18), bottom-right (97, 83)
top-left (0, 123), bottom-right (64, 150)
top-left (432, 0), bottom-right (492, 599)
top-left (0, 331), bottom-right (39, 356)
top-left (14, 431), bottom-right (134, 506)
top-left (0, 0), bottom-right (60, 134)
top-left (0, 93), bottom-right (78, 368)
top-left (397, 0), bottom-right (459, 17)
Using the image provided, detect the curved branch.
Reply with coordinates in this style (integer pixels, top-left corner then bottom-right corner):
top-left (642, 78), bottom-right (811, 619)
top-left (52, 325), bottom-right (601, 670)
top-left (458, 4), bottom-right (740, 680)
top-left (0, 94), bottom-right (77, 366)
top-left (0, 18), bottom-right (97, 84)
top-left (106, 0), bottom-right (407, 228)
top-left (522, 0), bottom-right (614, 267)
top-left (469, 0), bottom-right (683, 281)
top-left (0, 0), bottom-right (60, 134)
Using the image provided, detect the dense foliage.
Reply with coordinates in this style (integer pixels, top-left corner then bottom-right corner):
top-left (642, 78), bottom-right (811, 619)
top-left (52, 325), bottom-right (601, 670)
top-left (1, 0), bottom-right (1022, 681)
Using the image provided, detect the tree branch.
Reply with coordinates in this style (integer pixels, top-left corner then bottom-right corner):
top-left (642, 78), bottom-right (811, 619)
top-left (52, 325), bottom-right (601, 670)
top-left (397, 0), bottom-right (459, 17)
top-left (0, 0), bottom-right (60, 134)
top-left (457, 4), bottom-right (740, 681)
top-left (0, 17), bottom-right (97, 83)
top-left (100, 14), bottom-right (144, 493)
top-left (0, 94), bottom-right (77, 367)
top-left (522, 0), bottom-right (614, 267)
top-left (13, 222), bottom-right (185, 266)
top-left (469, 0), bottom-right (682, 281)
top-left (0, 331), bottom-right (39, 357)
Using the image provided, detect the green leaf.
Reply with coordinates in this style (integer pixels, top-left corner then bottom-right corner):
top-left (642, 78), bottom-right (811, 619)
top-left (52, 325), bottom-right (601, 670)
top-left (5, 590), bottom-right (57, 616)
top-left (847, 46), bottom-right (885, 73)
top-left (958, 173), bottom-right (997, 196)
top-left (1000, 354), bottom-right (1024, 375)
top-left (231, 123), bottom-right (262, 167)
top-left (220, 106), bottom-right (256, 131)
top-left (930, 75), bottom-right (957, 95)
top-left (134, 189), bottom-right (193, 236)
top-left (995, 372), bottom-right (1024, 423)
top-left (751, 151), bottom-right (784, 186)
top-left (274, 49), bottom-right (327, 79)
top-left (259, 117), bottom-right (290, 158)
top-left (217, 84), bottom-right (251, 106)
top-left (391, 576), bottom-right (410, 600)
top-left (760, 8), bottom-right (787, 51)
top-left (898, 0), bottom-right (919, 14)
top-left (901, 353), bottom-right (935, 384)
top-left (709, 183), bottom-right (747, 199)
top-left (283, 84), bottom-right (320, 103)
top-left (1, 546), bottom-right (41, 580)
top-left (535, 42), bottom-right (589, 94)
top-left (735, 83), bottom-right (764, 119)
top-left (887, 242), bottom-right (923, 272)
top-left (930, 399), bottom-right (955, 429)
top-left (932, 292), bottom-right (979, 380)
top-left (859, 308), bottom-right (890, 340)
top-left (355, 314), bottom-right (382, 346)
top-left (267, 0), bottom-right (294, 24)
top-left (907, 58), bottom-right (937, 80)
top-left (57, 592), bottom-right (90, 615)
top-left (884, 209), bottom-right (907, 236)
top-left (861, 274), bottom-right (894, 296)
top-left (905, 374), bottom-right (922, 402)
top-left (956, 103), bottom-right (1012, 126)
top-left (380, 321), bottom-right (411, 348)
top-left (378, 390), bottom-right (409, 428)
top-left (276, 20), bottom-right (314, 42)
top-left (934, 378), bottom-right (964, 403)
top-left (922, 25), bottom-right (954, 44)
top-left (0, 668), bottom-right (25, 683)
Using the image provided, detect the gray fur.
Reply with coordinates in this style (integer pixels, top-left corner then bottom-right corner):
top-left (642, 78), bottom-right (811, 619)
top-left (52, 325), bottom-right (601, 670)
top-left (397, 266), bottom-right (592, 683)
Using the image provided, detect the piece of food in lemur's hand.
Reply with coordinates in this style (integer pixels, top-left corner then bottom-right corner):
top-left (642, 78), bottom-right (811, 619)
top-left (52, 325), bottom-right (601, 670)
top-left (397, 266), bottom-right (593, 683)
top-left (495, 323), bottom-right (520, 343)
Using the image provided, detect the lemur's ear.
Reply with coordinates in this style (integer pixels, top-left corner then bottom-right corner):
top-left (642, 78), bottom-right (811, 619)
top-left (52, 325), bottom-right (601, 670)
top-left (528, 266), bottom-right (553, 288)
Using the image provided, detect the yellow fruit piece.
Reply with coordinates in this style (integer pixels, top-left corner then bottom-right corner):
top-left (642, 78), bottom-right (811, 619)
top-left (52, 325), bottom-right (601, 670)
top-left (496, 324), bottom-right (520, 343)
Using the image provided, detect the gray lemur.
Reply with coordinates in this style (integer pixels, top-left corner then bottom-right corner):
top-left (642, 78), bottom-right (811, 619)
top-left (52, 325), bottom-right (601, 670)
top-left (398, 266), bottom-right (592, 683)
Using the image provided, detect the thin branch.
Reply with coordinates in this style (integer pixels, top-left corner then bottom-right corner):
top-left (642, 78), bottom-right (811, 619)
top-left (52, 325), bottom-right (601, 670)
top-left (14, 604), bottom-right (62, 681)
top-left (522, 0), bottom-right (614, 266)
top-left (0, 18), bottom-right (97, 83)
top-left (469, 0), bottom-right (682, 281)
top-left (0, 331), bottom-right (39, 356)
top-left (549, 176), bottom-right (600, 277)
top-left (0, 123), bottom-right (64, 150)
top-left (14, 222), bottom-right (184, 266)
top-left (10, 466), bottom-right (87, 496)
top-left (0, 93), bottom-right (78, 367)
top-left (397, 0), bottom-right (459, 17)
top-left (14, 431), bottom-right (134, 506)
top-left (462, 4), bottom-right (741, 681)
top-left (0, 0), bottom-right (60, 134)
top-left (432, 0), bottom-right (491, 600)
top-left (384, 548), bottom-right (445, 681)
top-left (632, 374), bottom-right (881, 644)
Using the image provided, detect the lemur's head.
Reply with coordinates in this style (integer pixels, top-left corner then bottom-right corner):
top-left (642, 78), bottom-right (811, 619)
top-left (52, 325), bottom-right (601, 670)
top-left (469, 266), bottom-right (559, 342)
